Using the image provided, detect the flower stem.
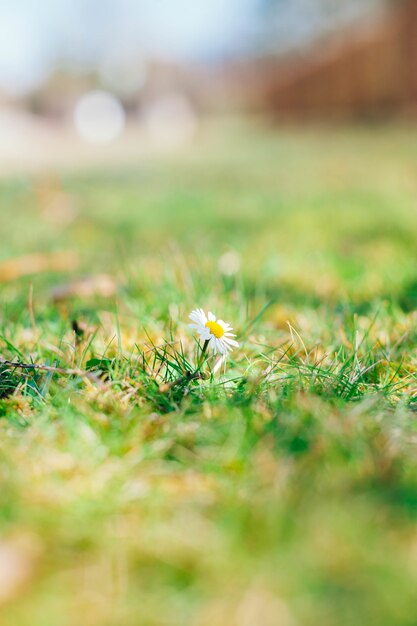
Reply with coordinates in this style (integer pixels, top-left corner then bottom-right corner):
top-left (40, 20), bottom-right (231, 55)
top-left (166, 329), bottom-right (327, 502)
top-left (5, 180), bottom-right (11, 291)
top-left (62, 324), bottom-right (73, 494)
top-left (197, 339), bottom-right (209, 370)
top-left (159, 340), bottom-right (210, 394)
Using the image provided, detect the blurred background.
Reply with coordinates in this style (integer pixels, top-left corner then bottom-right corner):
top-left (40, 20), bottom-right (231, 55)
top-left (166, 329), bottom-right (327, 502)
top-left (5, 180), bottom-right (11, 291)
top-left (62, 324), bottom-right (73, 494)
top-left (0, 0), bottom-right (415, 172)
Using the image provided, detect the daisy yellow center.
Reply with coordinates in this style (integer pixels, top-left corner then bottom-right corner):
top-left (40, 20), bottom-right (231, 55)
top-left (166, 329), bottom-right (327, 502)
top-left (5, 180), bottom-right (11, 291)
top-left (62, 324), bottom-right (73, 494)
top-left (205, 320), bottom-right (225, 339)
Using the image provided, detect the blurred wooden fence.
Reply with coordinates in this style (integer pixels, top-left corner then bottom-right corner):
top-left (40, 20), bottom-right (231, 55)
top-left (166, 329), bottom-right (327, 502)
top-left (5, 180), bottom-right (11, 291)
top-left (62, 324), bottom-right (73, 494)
top-left (256, 0), bottom-right (417, 120)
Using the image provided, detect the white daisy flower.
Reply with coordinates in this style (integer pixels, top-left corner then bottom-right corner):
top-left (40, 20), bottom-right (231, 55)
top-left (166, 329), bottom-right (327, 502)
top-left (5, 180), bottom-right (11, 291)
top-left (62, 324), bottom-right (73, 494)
top-left (188, 308), bottom-right (239, 355)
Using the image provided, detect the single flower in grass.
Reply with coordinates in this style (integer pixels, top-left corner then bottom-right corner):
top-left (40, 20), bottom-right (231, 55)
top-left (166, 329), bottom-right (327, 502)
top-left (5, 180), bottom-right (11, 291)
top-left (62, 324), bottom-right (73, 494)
top-left (189, 308), bottom-right (239, 355)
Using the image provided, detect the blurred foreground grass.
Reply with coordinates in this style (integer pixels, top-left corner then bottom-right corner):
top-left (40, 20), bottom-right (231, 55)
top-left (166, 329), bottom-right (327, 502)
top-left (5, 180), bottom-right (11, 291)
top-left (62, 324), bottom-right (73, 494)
top-left (1, 122), bottom-right (417, 625)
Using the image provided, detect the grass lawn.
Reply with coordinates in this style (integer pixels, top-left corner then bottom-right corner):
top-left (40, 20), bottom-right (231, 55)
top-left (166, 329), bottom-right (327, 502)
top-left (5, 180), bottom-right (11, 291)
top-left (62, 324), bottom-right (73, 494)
top-left (2, 121), bottom-right (417, 626)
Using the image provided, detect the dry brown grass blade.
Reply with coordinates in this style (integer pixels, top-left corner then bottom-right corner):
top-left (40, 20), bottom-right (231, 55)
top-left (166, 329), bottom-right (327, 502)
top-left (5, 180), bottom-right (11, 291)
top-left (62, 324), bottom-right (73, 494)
top-left (0, 358), bottom-right (106, 388)
top-left (50, 274), bottom-right (117, 302)
top-left (0, 251), bottom-right (79, 281)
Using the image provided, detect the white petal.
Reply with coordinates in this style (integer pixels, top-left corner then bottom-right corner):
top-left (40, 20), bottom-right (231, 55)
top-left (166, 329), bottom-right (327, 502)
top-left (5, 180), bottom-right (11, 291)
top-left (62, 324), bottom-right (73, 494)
top-left (219, 320), bottom-right (234, 334)
top-left (209, 337), bottom-right (218, 354)
top-left (213, 339), bottom-right (223, 354)
top-left (189, 309), bottom-right (207, 325)
top-left (221, 342), bottom-right (230, 355)
top-left (207, 311), bottom-right (216, 321)
top-left (224, 338), bottom-right (239, 348)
